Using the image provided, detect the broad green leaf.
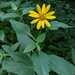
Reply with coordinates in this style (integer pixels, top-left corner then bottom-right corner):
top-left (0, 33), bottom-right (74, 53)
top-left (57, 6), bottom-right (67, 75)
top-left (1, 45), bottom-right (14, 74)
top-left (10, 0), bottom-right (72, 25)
top-left (11, 42), bottom-right (20, 51)
top-left (11, 2), bottom-right (17, 11)
top-left (1, 13), bottom-right (19, 20)
top-left (17, 33), bottom-right (34, 49)
top-left (49, 55), bottom-right (75, 75)
top-left (22, 7), bottom-right (34, 15)
top-left (71, 48), bottom-right (75, 64)
top-left (0, 2), bottom-right (11, 8)
top-left (0, 11), bottom-right (5, 18)
top-left (0, 30), bottom-right (5, 41)
top-left (2, 45), bottom-right (11, 53)
top-left (50, 21), bottom-right (70, 30)
top-left (9, 52), bottom-right (33, 66)
top-left (2, 60), bottom-right (35, 75)
top-left (32, 51), bottom-right (50, 75)
top-left (24, 42), bottom-right (36, 53)
top-left (2, 52), bottom-right (35, 75)
top-left (36, 33), bottom-right (46, 43)
top-left (10, 20), bottom-right (34, 39)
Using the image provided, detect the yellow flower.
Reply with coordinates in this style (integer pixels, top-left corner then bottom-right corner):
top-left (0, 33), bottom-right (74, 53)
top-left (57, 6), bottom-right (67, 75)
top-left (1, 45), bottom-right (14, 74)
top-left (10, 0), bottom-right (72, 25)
top-left (29, 4), bottom-right (56, 30)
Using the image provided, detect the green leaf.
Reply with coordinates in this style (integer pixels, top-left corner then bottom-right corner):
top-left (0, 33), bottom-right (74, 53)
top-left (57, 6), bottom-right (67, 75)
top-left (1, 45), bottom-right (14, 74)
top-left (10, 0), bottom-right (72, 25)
top-left (36, 44), bottom-right (41, 52)
top-left (24, 42), bottom-right (36, 53)
top-left (32, 51), bottom-right (50, 75)
top-left (50, 21), bottom-right (70, 30)
top-left (0, 11), bottom-right (5, 18)
top-left (49, 55), bottom-right (75, 75)
top-left (2, 42), bottom-right (20, 53)
top-left (0, 52), bottom-right (3, 63)
top-left (9, 52), bottom-right (33, 66)
top-left (0, 30), bottom-right (5, 41)
top-left (11, 2), bottom-right (17, 11)
top-left (2, 52), bottom-right (35, 75)
top-left (10, 20), bottom-right (34, 39)
top-left (0, 69), bottom-right (2, 75)
top-left (36, 33), bottom-right (46, 43)
top-left (0, 57), bottom-right (2, 63)
top-left (17, 33), bottom-right (34, 49)
top-left (71, 48), bottom-right (75, 64)
top-left (2, 60), bottom-right (35, 75)
top-left (11, 42), bottom-right (20, 51)
top-left (1, 13), bottom-right (19, 20)
top-left (0, 2), bottom-right (11, 8)
top-left (22, 7), bottom-right (34, 15)
top-left (2, 45), bottom-right (11, 53)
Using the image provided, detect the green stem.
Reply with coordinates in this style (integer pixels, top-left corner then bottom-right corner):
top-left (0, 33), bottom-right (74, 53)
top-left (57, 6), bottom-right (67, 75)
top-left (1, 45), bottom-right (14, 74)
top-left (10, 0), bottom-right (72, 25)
top-left (39, 28), bottom-right (42, 35)
top-left (16, 10), bottom-right (25, 23)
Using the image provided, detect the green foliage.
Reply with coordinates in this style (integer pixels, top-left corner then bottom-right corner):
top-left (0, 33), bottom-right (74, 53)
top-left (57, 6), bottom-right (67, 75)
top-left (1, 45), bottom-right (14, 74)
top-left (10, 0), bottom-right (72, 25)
top-left (0, 0), bottom-right (75, 75)
top-left (36, 33), bottom-right (46, 43)
top-left (0, 30), bottom-right (5, 41)
top-left (11, 2), bottom-right (17, 11)
top-left (1, 13), bottom-right (19, 20)
top-left (32, 51), bottom-right (50, 75)
top-left (0, 1), bottom-right (11, 8)
top-left (50, 21), bottom-right (70, 30)
top-left (24, 42), bottom-right (36, 53)
top-left (71, 48), bottom-right (75, 64)
top-left (22, 7), bottom-right (34, 15)
top-left (10, 20), bottom-right (34, 39)
top-left (17, 33), bottom-right (34, 49)
top-left (2, 52), bottom-right (35, 75)
top-left (49, 55), bottom-right (75, 75)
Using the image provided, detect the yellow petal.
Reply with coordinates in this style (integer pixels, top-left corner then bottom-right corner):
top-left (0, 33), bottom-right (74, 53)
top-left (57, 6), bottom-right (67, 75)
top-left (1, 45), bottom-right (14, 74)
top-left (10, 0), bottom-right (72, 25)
top-left (29, 14), bottom-right (39, 18)
top-left (29, 11), bottom-right (39, 15)
top-left (37, 4), bottom-right (41, 14)
top-left (31, 19), bottom-right (39, 24)
top-left (45, 4), bottom-right (50, 14)
top-left (46, 11), bottom-right (55, 16)
top-left (44, 19), bottom-right (50, 27)
top-left (46, 16), bottom-right (56, 19)
top-left (37, 20), bottom-right (42, 30)
top-left (41, 21), bottom-right (44, 28)
top-left (42, 4), bottom-right (45, 13)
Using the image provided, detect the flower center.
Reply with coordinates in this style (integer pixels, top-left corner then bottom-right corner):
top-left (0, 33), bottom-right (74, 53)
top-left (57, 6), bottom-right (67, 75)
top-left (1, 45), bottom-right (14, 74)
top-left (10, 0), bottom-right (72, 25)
top-left (39, 14), bottom-right (45, 20)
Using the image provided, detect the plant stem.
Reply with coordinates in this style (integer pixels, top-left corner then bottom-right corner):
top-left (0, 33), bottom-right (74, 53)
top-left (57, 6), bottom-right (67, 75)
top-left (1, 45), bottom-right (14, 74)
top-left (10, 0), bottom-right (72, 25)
top-left (16, 10), bottom-right (25, 23)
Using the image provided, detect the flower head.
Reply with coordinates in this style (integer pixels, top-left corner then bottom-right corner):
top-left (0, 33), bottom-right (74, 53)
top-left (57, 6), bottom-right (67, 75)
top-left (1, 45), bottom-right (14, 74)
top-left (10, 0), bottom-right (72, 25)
top-left (29, 4), bottom-right (56, 30)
